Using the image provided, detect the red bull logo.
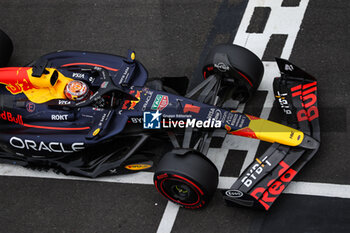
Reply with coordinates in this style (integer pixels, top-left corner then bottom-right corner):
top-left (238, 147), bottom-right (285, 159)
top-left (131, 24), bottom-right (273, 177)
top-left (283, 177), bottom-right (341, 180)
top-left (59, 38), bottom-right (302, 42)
top-left (0, 111), bottom-right (24, 125)
top-left (129, 90), bottom-right (141, 110)
top-left (122, 90), bottom-right (141, 110)
top-left (0, 67), bottom-right (35, 95)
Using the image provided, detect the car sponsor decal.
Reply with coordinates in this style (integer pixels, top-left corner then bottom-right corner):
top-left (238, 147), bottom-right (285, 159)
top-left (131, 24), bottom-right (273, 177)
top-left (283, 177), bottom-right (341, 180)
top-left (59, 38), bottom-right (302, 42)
top-left (141, 90), bottom-right (154, 111)
top-left (124, 163), bottom-right (152, 170)
top-left (151, 94), bottom-right (169, 111)
top-left (225, 190), bottom-right (243, 198)
top-left (291, 81), bottom-right (319, 122)
top-left (72, 73), bottom-right (85, 78)
top-left (93, 128), bottom-right (101, 136)
top-left (118, 66), bottom-right (130, 84)
top-left (122, 90), bottom-right (141, 110)
top-left (250, 160), bottom-right (297, 210)
top-left (0, 111), bottom-right (24, 125)
top-left (26, 102), bottom-right (36, 112)
top-left (0, 67), bottom-right (35, 95)
top-left (58, 100), bottom-right (72, 105)
top-left (3, 108), bottom-right (89, 131)
top-left (51, 114), bottom-right (69, 121)
top-left (183, 104), bottom-right (200, 113)
top-left (9, 136), bottom-right (85, 153)
top-left (100, 81), bottom-right (109, 88)
top-left (241, 157), bottom-right (272, 188)
top-left (61, 63), bottom-right (119, 72)
top-left (275, 91), bottom-right (293, 115)
top-left (214, 62), bottom-right (229, 72)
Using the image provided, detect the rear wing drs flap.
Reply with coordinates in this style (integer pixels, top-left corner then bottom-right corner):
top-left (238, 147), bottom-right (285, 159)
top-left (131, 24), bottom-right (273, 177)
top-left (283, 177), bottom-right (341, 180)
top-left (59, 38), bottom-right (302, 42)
top-left (223, 58), bottom-right (320, 210)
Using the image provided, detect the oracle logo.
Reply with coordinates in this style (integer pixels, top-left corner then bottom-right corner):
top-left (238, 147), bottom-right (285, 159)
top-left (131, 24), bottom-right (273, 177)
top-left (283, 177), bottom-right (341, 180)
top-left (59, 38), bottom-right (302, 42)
top-left (9, 137), bottom-right (85, 153)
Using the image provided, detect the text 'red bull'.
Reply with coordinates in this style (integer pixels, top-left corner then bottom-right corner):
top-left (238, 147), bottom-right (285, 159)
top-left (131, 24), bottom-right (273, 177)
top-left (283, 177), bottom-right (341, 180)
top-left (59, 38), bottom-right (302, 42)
top-left (250, 161), bottom-right (297, 210)
top-left (291, 81), bottom-right (319, 122)
top-left (0, 111), bottom-right (24, 125)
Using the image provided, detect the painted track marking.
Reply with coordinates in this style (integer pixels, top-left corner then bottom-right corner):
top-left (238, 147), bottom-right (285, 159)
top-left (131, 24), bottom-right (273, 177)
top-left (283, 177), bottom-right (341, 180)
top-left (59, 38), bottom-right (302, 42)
top-left (1, 166), bottom-right (350, 200)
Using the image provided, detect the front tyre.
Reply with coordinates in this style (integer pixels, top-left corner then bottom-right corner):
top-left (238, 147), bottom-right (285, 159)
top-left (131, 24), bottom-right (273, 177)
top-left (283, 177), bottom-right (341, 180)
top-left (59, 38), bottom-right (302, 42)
top-left (202, 44), bottom-right (264, 103)
top-left (154, 151), bottom-right (218, 209)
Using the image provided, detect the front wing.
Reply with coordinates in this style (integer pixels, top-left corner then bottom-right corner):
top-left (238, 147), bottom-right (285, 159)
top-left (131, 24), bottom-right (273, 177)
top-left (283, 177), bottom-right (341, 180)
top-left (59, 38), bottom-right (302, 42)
top-left (223, 59), bottom-right (320, 210)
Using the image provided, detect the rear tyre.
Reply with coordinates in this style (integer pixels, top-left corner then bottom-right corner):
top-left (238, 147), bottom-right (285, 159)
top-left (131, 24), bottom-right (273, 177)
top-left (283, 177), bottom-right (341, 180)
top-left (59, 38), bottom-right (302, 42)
top-left (202, 44), bottom-right (264, 103)
top-left (0, 29), bottom-right (13, 67)
top-left (154, 151), bottom-right (218, 209)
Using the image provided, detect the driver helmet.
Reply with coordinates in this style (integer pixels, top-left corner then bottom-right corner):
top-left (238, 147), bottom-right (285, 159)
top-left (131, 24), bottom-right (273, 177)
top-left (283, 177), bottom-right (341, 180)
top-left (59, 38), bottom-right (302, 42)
top-left (64, 80), bottom-right (90, 101)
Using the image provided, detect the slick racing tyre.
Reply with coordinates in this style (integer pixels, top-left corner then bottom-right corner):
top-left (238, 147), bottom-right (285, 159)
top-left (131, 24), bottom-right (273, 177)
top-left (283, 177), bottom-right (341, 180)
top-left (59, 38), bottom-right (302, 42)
top-left (154, 151), bottom-right (218, 209)
top-left (202, 44), bottom-right (264, 103)
top-left (0, 29), bottom-right (13, 67)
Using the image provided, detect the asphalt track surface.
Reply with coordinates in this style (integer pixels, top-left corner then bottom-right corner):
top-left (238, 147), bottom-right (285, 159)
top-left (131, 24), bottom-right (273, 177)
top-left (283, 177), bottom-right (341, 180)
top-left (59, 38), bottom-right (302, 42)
top-left (0, 0), bottom-right (349, 232)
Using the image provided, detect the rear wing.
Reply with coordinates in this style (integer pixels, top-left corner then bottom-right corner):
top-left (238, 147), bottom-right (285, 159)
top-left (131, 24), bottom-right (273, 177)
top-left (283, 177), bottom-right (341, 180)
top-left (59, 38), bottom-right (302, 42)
top-left (222, 59), bottom-right (320, 210)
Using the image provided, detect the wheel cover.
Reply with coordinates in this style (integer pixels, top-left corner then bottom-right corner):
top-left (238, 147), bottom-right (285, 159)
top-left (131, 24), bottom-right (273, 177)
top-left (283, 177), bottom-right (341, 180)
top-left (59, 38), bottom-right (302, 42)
top-left (158, 177), bottom-right (202, 206)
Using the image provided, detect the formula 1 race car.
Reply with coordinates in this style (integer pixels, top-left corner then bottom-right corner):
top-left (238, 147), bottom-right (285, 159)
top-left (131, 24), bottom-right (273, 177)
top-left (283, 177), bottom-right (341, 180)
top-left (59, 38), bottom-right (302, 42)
top-left (0, 29), bottom-right (320, 210)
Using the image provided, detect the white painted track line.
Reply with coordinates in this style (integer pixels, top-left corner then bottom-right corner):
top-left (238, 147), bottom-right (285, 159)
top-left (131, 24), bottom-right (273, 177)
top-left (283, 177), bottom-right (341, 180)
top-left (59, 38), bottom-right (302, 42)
top-left (1, 166), bottom-right (349, 200)
top-left (156, 202), bottom-right (180, 233)
top-left (0, 164), bottom-right (154, 185)
top-left (285, 182), bottom-right (350, 199)
top-left (219, 177), bottom-right (350, 200)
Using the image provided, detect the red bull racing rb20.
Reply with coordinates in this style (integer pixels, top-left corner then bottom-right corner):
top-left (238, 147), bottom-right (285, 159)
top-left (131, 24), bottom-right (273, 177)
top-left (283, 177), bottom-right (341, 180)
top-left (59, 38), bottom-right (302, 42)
top-left (0, 29), bottom-right (320, 210)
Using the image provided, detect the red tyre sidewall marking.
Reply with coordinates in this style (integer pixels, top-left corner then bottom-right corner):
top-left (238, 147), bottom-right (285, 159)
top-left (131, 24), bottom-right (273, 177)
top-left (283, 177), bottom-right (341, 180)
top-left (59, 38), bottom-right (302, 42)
top-left (155, 174), bottom-right (204, 207)
top-left (237, 71), bottom-right (253, 87)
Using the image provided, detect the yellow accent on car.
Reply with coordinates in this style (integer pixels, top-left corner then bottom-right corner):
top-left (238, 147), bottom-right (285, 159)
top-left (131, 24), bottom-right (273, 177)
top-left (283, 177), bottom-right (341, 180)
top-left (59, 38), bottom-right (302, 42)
top-left (93, 128), bottom-right (101, 136)
top-left (255, 158), bottom-right (264, 167)
top-left (248, 119), bottom-right (304, 147)
top-left (124, 164), bottom-right (152, 171)
top-left (131, 52), bottom-right (136, 60)
top-left (24, 68), bottom-right (73, 103)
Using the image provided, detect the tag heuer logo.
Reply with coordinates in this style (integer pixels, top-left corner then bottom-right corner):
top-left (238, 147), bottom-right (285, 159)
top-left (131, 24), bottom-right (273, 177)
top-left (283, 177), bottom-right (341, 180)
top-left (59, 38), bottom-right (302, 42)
top-left (151, 94), bottom-right (169, 111)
